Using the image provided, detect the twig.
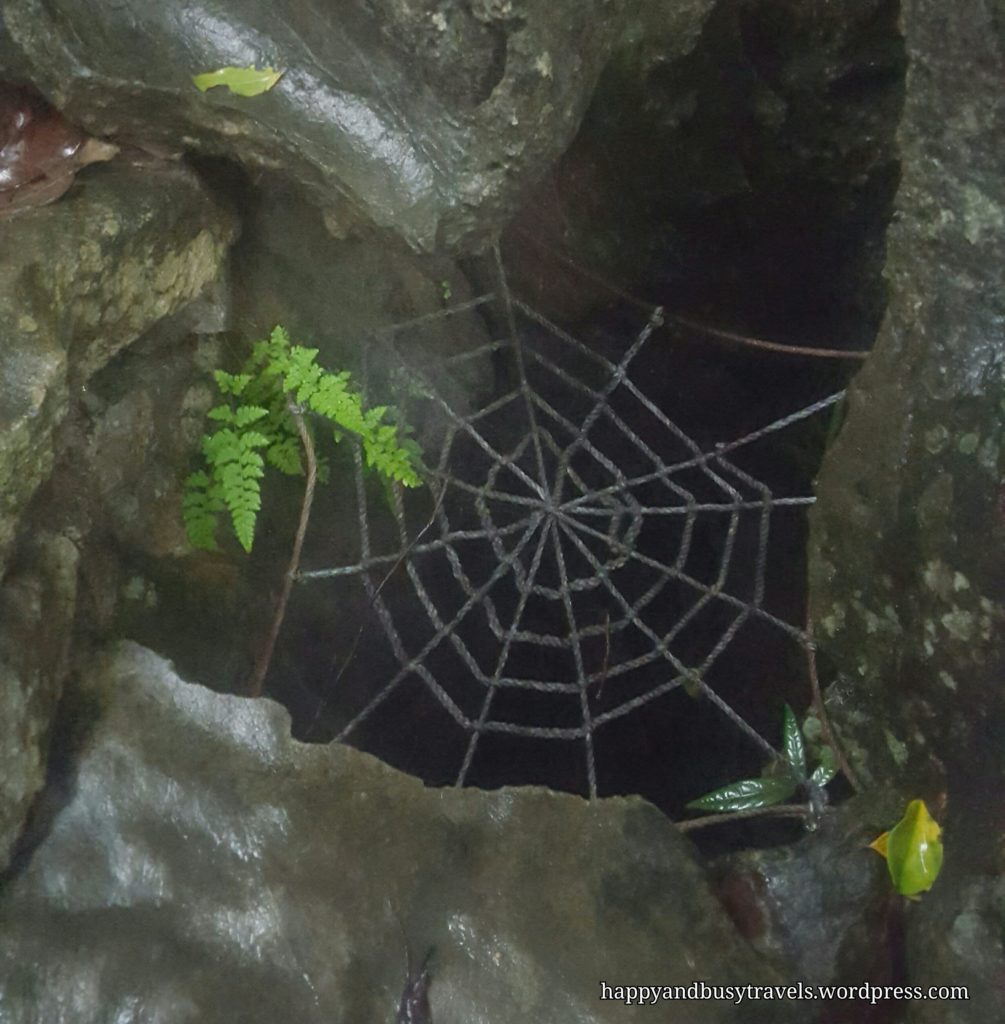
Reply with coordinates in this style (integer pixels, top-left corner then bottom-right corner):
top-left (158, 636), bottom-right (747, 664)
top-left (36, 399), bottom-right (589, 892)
top-left (514, 227), bottom-right (869, 361)
top-left (676, 803), bottom-right (813, 834)
top-left (805, 620), bottom-right (862, 792)
top-left (247, 400), bottom-right (317, 698)
top-left (669, 315), bottom-right (869, 362)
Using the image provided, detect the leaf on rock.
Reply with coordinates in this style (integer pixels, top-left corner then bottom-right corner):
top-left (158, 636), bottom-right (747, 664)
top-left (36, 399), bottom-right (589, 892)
top-left (192, 66), bottom-right (284, 97)
top-left (868, 799), bottom-right (944, 897)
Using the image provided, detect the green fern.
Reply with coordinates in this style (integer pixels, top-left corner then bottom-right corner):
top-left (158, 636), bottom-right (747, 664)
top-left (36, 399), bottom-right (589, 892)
top-left (183, 325), bottom-right (420, 552)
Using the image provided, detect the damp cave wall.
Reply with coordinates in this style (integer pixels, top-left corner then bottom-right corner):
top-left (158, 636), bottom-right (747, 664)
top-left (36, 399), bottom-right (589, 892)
top-left (0, 0), bottom-right (909, 833)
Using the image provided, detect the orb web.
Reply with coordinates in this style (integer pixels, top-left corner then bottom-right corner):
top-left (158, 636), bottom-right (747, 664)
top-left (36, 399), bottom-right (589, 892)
top-left (296, 272), bottom-right (844, 801)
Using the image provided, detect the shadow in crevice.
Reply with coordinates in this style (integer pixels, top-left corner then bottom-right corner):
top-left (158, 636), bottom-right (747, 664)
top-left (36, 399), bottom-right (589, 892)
top-left (0, 676), bottom-right (103, 892)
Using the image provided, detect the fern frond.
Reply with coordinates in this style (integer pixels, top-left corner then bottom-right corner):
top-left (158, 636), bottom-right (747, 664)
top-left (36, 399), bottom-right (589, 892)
top-left (234, 405), bottom-right (269, 428)
top-left (219, 452), bottom-right (264, 552)
top-left (183, 323), bottom-right (422, 554)
top-left (213, 370), bottom-right (252, 396)
top-left (266, 435), bottom-right (304, 475)
top-left (284, 346), bottom-right (325, 404)
top-left (193, 427), bottom-right (270, 552)
top-left (182, 471), bottom-right (225, 551)
top-left (363, 432), bottom-right (420, 486)
top-left (207, 405), bottom-right (235, 423)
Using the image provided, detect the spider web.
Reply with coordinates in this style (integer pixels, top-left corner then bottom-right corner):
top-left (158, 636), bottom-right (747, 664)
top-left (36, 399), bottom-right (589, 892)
top-left (296, 269), bottom-right (844, 800)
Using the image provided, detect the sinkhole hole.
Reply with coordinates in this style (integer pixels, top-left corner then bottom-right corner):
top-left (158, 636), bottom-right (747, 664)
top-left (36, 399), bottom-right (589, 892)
top-left (155, 0), bottom-right (904, 822)
top-left (268, 274), bottom-right (852, 821)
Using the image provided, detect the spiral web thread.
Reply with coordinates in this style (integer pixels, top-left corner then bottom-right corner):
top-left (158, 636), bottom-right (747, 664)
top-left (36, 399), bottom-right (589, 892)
top-left (297, 272), bottom-right (845, 800)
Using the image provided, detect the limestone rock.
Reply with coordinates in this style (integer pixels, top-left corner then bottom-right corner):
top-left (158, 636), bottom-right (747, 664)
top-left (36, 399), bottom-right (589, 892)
top-left (2, 0), bottom-right (631, 251)
top-left (0, 160), bottom-right (236, 574)
top-left (809, 0), bottom-right (1004, 802)
top-left (0, 642), bottom-right (798, 1024)
top-left (0, 159), bottom-right (235, 870)
top-left (808, 1), bottom-right (1005, 1018)
top-left (0, 533), bottom-right (78, 870)
top-left (711, 796), bottom-right (898, 991)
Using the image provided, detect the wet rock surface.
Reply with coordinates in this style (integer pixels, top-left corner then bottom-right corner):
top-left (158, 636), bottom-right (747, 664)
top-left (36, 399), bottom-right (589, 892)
top-left (2, 0), bottom-right (630, 251)
top-left (0, 160), bottom-right (235, 869)
top-left (809, 0), bottom-right (1004, 807)
top-left (711, 797), bottom-right (899, 993)
top-left (0, 1), bottom-right (1000, 1017)
top-left (0, 533), bottom-right (78, 872)
top-left (0, 160), bottom-right (235, 571)
top-left (0, 642), bottom-right (798, 1024)
top-left (808, 0), bottom-right (1005, 1019)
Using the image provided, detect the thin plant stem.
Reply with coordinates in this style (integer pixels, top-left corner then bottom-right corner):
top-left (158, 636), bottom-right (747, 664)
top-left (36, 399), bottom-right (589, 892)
top-left (514, 227), bottom-right (869, 361)
top-left (805, 621), bottom-right (862, 792)
top-left (247, 400), bottom-right (317, 698)
top-left (670, 315), bottom-right (869, 362)
top-left (676, 803), bottom-right (813, 833)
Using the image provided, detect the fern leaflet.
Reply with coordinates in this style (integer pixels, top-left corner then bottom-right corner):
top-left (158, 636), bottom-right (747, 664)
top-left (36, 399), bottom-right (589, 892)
top-left (183, 324), bottom-right (421, 552)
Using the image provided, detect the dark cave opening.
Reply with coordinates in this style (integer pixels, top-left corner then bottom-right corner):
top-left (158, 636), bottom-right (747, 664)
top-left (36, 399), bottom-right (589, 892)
top-left (269, 283), bottom-right (846, 823)
top-left (108, 0), bottom-right (906, 831)
top-left (262, 1), bottom-right (906, 823)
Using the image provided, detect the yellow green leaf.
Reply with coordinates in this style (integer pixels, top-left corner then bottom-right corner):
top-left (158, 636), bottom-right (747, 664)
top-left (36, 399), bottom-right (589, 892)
top-left (192, 65), bottom-right (284, 97)
top-left (868, 830), bottom-right (889, 858)
top-left (868, 799), bottom-right (943, 897)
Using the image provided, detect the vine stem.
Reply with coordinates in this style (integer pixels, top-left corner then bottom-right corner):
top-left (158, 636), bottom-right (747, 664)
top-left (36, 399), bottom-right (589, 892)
top-left (514, 227), bottom-right (869, 361)
top-left (670, 315), bottom-right (868, 362)
top-left (247, 400), bottom-right (317, 698)
top-left (805, 619), bottom-right (862, 793)
top-left (676, 803), bottom-right (814, 833)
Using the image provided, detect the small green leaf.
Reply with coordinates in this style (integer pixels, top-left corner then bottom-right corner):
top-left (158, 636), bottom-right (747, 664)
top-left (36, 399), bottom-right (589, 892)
top-left (239, 430), bottom-right (269, 450)
top-left (809, 746), bottom-right (838, 787)
top-left (869, 799), bottom-right (944, 897)
top-left (213, 371), bottom-right (252, 396)
top-left (192, 65), bottom-right (284, 97)
top-left (686, 776), bottom-right (798, 813)
top-left (233, 403), bottom-right (268, 428)
top-left (266, 436), bottom-right (304, 475)
top-left (185, 470), bottom-right (212, 490)
top-left (182, 471), bottom-right (224, 551)
top-left (234, 406), bottom-right (269, 428)
top-left (782, 703), bottom-right (807, 778)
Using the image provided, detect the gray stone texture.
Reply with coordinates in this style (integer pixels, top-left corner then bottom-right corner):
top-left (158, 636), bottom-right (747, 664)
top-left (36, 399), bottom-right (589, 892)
top-left (0, 642), bottom-right (798, 1024)
top-left (2, 0), bottom-right (631, 251)
top-left (0, 160), bottom-right (235, 869)
top-left (0, 161), bottom-right (235, 573)
top-left (0, 532), bottom-right (78, 880)
top-left (808, 1), bottom-right (1005, 1019)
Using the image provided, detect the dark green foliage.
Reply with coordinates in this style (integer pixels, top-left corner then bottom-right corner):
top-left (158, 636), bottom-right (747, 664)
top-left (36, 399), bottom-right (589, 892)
top-left (781, 702), bottom-right (807, 779)
top-left (183, 325), bottom-right (420, 553)
top-left (686, 776), bottom-right (801, 814)
top-left (685, 704), bottom-right (838, 814)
